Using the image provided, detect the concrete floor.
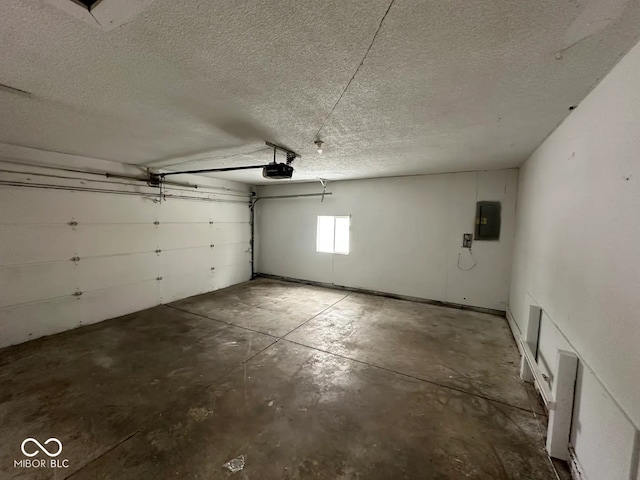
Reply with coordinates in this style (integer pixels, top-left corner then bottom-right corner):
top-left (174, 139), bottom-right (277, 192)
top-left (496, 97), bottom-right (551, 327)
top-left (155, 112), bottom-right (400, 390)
top-left (0, 278), bottom-right (567, 479)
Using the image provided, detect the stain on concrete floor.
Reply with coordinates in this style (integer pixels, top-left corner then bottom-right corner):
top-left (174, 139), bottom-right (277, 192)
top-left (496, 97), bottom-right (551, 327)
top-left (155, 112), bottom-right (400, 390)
top-left (0, 278), bottom-right (567, 479)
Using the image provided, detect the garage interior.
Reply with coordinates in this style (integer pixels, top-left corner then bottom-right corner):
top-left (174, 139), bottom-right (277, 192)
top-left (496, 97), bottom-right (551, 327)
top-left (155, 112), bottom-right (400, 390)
top-left (0, 1), bottom-right (638, 479)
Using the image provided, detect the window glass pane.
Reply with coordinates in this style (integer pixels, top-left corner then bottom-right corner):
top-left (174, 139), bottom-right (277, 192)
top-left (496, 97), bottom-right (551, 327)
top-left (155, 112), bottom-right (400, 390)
top-left (316, 216), bottom-right (335, 253)
top-left (334, 216), bottom-right (350, 254)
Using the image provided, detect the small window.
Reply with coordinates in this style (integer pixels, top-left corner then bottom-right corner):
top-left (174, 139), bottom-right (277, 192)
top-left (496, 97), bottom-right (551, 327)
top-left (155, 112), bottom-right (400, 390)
top-left (316, 216), bottom-right (350, 254)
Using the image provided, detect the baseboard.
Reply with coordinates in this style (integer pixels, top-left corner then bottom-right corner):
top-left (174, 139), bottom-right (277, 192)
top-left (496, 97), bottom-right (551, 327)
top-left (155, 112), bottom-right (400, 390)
top-left (255, 273), bottom-right (506, 317)
top-left (568, 446), bottom-right (588, 480)
top-left (505, 308), bottom-right (524, 355)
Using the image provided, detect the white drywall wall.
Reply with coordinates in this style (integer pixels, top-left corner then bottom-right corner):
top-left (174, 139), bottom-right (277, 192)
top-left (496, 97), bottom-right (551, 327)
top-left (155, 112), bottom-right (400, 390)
top-left (509, 39), bottom-right (640, 480)
top-left (256, 169), bottom-right (517, 311)
top-left (0, 148), bottom-right (252, 349)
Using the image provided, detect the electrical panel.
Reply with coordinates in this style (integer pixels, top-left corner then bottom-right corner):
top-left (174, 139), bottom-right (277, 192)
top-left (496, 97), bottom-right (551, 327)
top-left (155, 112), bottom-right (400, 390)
top-left (474, 201), bottom-right (501, 240)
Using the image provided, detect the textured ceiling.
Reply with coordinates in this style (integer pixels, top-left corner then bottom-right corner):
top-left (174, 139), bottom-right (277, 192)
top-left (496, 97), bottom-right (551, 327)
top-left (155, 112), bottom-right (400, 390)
top-left (1, 0), bottom-right (640, 184)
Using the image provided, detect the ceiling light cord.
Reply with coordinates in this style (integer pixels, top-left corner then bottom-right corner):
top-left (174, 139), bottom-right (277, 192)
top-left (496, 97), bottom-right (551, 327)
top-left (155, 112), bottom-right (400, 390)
top-left (309, 0), bottom-right (396, 145)
top-left (319, 178), bottom-right (328, 202)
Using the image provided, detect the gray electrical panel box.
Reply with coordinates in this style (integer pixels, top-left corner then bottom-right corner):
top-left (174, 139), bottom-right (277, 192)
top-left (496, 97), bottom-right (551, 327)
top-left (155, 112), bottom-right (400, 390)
top-left (475, 201), bottom-right (501, 240)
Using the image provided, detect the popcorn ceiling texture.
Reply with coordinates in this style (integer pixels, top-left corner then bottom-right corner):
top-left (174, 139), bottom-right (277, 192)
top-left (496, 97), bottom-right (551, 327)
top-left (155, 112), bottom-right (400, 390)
top-left (1, 0), bottom-right (639, 184)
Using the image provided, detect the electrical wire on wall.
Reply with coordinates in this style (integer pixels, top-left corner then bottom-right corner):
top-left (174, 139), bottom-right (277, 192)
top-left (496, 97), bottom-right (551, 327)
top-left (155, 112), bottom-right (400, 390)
top-left (456, 171), bottom-right (479, 271)
top-left (457, 248), bottom-right (477, 271)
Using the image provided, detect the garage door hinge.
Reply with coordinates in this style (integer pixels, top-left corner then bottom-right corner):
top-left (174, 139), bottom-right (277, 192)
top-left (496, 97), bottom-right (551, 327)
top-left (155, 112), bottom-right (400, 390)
top-left (73, 290), bottom-right (83, 296)
top-left (71, 256), bottom-right (80, 262)
top-left (156, 276), bottom-right (163, 281)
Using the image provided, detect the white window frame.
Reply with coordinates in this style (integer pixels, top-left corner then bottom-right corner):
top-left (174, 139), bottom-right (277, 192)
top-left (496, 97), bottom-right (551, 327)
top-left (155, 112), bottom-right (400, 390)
top-left (316, 215), bottom-right (350, 255)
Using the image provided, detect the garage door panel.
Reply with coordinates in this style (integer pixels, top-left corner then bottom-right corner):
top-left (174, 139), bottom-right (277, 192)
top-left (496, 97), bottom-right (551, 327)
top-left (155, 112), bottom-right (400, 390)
top-left (0, 295), bottom-right (84, 348)
top-left (79, 280), bottom-right (159, 324)
top-left (161, 247), bottom-right (211, 276)
top-left (159, 271), bottom-right (214, 304)
top-left (0, 225), bottom-right (76, 265)
top-left (211, 223), bottom-right (251, 245)
top-left (210, 203), bottom-right (250, 223)
top-left (78, 253), bottom-right (159, 292)
top-left (0, 261), bottom-right (77, 308)
top-left (72, 193), bottom-right (157, 224)
top-left (0, 189), bottom-right (75, 224)
top-left (213, 262), bottom-right (251, 290)
top-left (75, 224), bottom-right (158, 258)
top-left (211, 243), bottom-right (251, 268)
top-left (159, 224), bottom-right (212, 250)
top-left (156, 200), bottom-right (213, 223)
